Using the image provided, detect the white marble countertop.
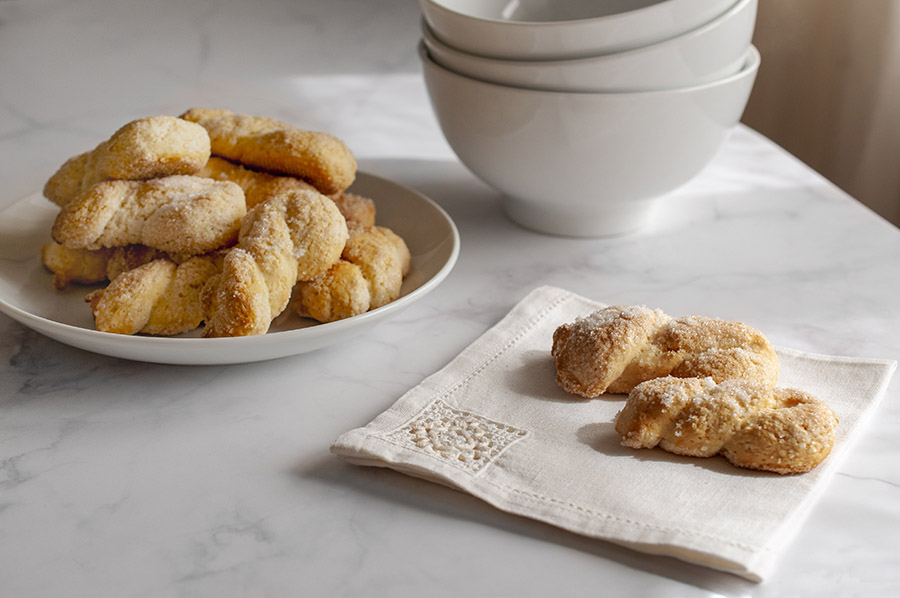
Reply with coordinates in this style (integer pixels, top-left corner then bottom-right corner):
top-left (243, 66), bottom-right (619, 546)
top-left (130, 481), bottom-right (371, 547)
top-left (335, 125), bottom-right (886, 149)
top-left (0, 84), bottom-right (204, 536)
top-left (2, 1), bottom-right (899, 596)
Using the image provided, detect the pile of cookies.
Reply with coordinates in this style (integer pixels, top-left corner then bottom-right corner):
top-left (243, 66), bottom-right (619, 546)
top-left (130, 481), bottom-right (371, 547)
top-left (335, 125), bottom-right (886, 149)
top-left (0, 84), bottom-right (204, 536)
top-left (551, 305), bottom-right (839, 474)
top-left (40, 108), bottom-right (410, 337)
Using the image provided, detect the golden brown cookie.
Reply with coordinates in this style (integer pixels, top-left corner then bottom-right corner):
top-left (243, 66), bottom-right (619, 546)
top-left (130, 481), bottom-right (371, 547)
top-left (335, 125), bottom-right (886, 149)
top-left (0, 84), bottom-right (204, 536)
top-left (329, 192), bottom-right (376, 229)
top-left (197, 156), bottom-right (373, 227)
top-left (181, 107), bottom-right (356, 195)
top-left (292, 225), bottom-right (411, 323)
top-left (41, 241), bottom-right (114, 290)
top-left (552, 306), bottom-right (779, 398)
top-left (202, 187), bottom-right (348, 337)
top-left (41, 242), bottom-right (172, 290)
top-left (86, 255), bottom-right (220, 336)
top-left (196, 156), bottom-right (317, 208)
top-left (341, 225), bottom-right (411, 309)
top-left (51, 175), bottom-right (245, 255)
top-left (292, 260), bottom-right (371, 324)
top-left (43, 116), bottom-right (211, 206)
top-left (614, 376), bottom-right (839, 474)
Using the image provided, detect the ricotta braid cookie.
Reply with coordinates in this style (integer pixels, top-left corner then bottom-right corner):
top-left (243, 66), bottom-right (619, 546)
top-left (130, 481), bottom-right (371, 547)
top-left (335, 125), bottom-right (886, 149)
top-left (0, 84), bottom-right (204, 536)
top-left (43, 116), bottom-right (211, 206)
top-left (85, 255), bottom-right (221, 336)
top-left (40, 242), bottom-right (168, 290)
top-left (40, 242), bottom-right (114, 290)
top-left (342, 226), bottom-right (411, 309)
top-left (181, 108), bottom-right (357, 195)
top-left (614, 376), bottom-right (839, 474)
top-left (552, 305), bottom-right (779, 398)
top-left (292, 225), bottom-right (411, 323)
top-left (51, 175), bottom-right (246, 255)
top-left (197, 156), bottom-right (375, 227)
top-left (202, 188), bottom-right (348, 337)
top-left (331, 192), bottom-right (376, 229)
top-left (197, 156), bottom-right (318, 208)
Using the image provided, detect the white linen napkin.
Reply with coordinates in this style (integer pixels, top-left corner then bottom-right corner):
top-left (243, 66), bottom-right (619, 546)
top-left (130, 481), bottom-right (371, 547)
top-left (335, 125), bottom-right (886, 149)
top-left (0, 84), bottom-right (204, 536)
top-left (331, 286), bottom-right (897, 581)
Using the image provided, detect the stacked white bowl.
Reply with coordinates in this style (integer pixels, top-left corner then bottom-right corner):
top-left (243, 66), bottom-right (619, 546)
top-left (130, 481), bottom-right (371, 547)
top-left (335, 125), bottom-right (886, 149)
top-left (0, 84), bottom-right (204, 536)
top-left (419, 0), bottom-right (761, 236)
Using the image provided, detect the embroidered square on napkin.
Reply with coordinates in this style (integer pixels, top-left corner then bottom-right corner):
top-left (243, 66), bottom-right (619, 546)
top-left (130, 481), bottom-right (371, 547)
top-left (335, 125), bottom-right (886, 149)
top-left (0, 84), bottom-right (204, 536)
top-left (331, 286), bottom-right (896, 581)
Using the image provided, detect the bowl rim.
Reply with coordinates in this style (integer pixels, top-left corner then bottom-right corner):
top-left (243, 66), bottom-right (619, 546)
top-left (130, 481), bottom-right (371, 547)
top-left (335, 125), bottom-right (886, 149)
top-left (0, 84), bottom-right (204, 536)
top-left (419, 0), bottom-right (735, 29)
top-left (419, 40), bottom-right (761, 97)
top-left (421, 0), bottom-right (755, 68)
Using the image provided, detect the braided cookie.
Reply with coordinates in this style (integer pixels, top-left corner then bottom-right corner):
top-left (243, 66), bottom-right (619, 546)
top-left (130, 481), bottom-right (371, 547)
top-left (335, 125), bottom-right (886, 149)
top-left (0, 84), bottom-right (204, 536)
top-left (40, 242), bottom-right (114, 290)
top-left (197, 156), bottom-right (375, 227)
top-left (342, 226), bottom-right (411, 309)
top-left (43, 116), bottom-right (211, 206)
top-left (614, 376), bottom-right (839, 474)
top-left (202, 188), bottom-right (348, 337)
top-left (292, 260), bottom-right (370, 323)
top-left (51, 175), bottom-right (245, 255)
top-left (293, 225), bottom-right (411, 323)
top-left (552, 305), bottom-right (779, 398)
top-left (330, 192), bottom-right (376, 229)
top-left (181, 107), bottom-right (357, 195)
top-left (197, 156), bottom-right (317, 208)
top-left (41, 242), bottom-right (170, 290)
top-left (85, 255), bottom-right (221, 336)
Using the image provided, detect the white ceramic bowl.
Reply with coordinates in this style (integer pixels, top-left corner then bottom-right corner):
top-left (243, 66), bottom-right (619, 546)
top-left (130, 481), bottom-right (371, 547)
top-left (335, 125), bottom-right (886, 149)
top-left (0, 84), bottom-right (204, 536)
top-left (419, 0), bottom-right (736, 60)
top-left (421, 42), bottom-right (761, 237)
top-left (422, 0), bottom-right (756, 93)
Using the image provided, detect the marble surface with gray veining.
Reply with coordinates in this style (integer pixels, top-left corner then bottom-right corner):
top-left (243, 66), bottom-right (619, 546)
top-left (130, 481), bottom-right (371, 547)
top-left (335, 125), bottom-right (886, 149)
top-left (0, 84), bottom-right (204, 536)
top-left (1, 1), bottom-right (899, 596)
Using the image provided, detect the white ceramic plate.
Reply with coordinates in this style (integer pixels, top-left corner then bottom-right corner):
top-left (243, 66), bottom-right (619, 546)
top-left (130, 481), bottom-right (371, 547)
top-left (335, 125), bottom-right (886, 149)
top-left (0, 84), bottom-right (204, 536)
top-left (0, 172), bottom-right (460, 365)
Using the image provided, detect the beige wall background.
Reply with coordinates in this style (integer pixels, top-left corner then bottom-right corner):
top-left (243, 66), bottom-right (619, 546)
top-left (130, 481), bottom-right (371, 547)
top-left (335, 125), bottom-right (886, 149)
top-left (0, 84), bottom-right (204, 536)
top-left (742, 0), bottom-right (900, 227)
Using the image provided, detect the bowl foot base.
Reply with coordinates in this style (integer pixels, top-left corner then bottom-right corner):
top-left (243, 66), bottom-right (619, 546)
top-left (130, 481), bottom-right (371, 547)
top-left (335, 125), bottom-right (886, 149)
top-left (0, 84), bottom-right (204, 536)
top-left (502, 196), bottom-right (655, 237)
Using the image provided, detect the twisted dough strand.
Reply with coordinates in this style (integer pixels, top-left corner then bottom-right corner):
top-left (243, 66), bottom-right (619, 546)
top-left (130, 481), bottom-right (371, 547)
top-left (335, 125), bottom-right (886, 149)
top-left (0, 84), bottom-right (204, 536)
top-left (41, 242), bottom-right (171, 290)
top-left (552, 305), bottom-right (779, 398)
top-left (43, 116), bottom-right (211, 206)
top-left (614, 376), bottom-right (838, 474)
top-left (197, 156), bottom-right (375, 227)
top-left (51, 175), bottom-right (246, 255)
top-left (292, 225), bottom-right (411, 323)
top-left (202, 187), bottom-right (348, 337)
top-left (181, 108), bottom-right (356, 195)
top-left (41, 242), bottom-right (114, 290)
top-left (86, 255), bottom-right (220, 336)
top-left (197, 156), bottom-right (318, 208)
